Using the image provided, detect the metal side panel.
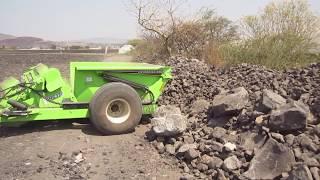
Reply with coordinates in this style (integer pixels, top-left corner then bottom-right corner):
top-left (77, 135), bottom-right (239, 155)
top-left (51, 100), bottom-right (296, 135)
top-left (70, 62), bottom-right (166, 71)
top-left (69, 61), bottom-right (172, 104)
top-left (0, 108), bottom-right (89, 123)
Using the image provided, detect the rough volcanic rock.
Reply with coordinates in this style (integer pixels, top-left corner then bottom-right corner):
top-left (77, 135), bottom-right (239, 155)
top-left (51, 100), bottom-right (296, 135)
top-left (153, 105), bottom-right (180, 118)
top-left (222, 156), bottom-right (242, 172)
top-left (211, 127), bottom-right (227, 139)
top-left (159, 57), bottom-right (320, 119)
top-left (184, 148), bottom-right (200, 161)
top-left (156, 142), bottom-right (165, 154)
top-left (177, 144), bottom-right (198, 153)
top-left (207, 156), bottom-right (223, 169)
top-left (243, 138), bottom-right (295, 179)
top-left (314, 125), bottom-right (320, 137)
top-left (295, 134), bottom-right (318, 152)
top-left (288, 164), bottom-right (313, 180)
top-left (165, 144), bottom-right (176, 155)
top-left (152, 57), bottom-right (320, 179)
top-left (211, 87), bottom-right (249, 117)
top-left (208, 116), bottom-right (233, 128)
top-left (190, 99), bottom-right (210, 115)
top-left (240, 132), bottom-right (267, 151)
top-left (271, 132), bottom-right (285, 143)
top-left (210, 141), bottom-right (224, 153)
top-left (158, 57), bottom-right (219, 113)
top-left (196, 163), bottom-right (209, 172)
top-left (285, 134), bottom-right (296, 146)
top-left (151, 105), bottom-right (187, 136)
top-left (258, 89), bottom-right (286, 113)
top-left (183, 135), bottom-right (194, 144)
top-left (310, 167), bottom-right (320, 180)
top-left (223, 142), bottom-right (236, 151)
top-left (269, 101), bottom-right (314, 131)
top-left (200, 154), bottom-right (213, 165)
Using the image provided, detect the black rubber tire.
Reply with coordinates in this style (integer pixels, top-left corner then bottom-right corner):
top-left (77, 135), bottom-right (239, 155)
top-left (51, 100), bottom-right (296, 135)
top-left (89, 82), bottom-right (142, 135)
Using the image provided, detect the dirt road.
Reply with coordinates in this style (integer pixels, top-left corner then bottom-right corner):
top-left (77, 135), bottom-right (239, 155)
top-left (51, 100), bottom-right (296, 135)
top-left (0, 52), bottom-right (181, 180)
top-left (0, 121), bottom-right (181, 180)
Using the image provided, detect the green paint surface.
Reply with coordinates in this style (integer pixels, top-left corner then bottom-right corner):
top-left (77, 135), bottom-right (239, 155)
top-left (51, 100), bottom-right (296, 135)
top-left (0, 62), bottom-right (171, 123)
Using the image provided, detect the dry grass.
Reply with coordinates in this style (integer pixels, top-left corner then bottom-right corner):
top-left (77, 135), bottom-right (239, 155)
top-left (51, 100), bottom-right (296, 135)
top-left (202, 43), bottom-right (225, 68)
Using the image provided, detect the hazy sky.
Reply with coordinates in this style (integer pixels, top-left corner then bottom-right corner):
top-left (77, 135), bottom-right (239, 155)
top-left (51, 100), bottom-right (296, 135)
top-left (1, 0), bottom-right (319, 41)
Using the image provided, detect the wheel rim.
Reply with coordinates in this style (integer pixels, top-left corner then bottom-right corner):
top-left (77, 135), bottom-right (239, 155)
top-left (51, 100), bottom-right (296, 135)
top-left (106, 98), bottom-right (131, 124)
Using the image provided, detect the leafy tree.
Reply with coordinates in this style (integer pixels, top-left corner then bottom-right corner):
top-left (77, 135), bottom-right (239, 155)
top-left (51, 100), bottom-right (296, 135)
top-left (223, 0), bottom-right (320, 68)
top-left (172, 9), bottom-right (238, 63)
top-left (201, 9), bottom-right (238, 43)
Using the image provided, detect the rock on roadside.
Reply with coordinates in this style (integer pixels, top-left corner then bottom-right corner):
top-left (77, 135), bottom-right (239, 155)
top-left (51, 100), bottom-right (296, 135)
top-left (269, 101), bottom-right (314, 131)
top-left (210, 87), bottom-right (249, 117)
top-left (222, 156), bottom-right (242, 172)
top-left (190, 99), bottom-right (210, 115)
top-left (243, 138), bottom-right (295, 179)
top-left (151, 105), bottom-right (187, 136)
top-left (258, 89), bottom-right (286, 113)
top-left (287, 164), bottom-right (313, 180)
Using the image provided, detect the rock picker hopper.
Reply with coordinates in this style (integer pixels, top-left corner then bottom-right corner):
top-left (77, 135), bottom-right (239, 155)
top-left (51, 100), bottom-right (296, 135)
top-left (0, 62), bottom-right (172, 134)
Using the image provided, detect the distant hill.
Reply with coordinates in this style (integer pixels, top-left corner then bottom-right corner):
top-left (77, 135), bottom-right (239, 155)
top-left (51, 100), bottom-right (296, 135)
top-left (0, 35), bottom-right (54, 49)
top-left (0, 33), bottom-right (128, 49)
top-left (0, 33), bottom-right (15, 41)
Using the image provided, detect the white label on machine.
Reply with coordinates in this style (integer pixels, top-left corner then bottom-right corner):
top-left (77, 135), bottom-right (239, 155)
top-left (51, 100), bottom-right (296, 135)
top-left (85, 76), bottom-right (93, 83)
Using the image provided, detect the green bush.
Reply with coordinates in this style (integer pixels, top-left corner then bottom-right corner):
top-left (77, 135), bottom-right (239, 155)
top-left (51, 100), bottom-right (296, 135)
top-left (221, 0), bottom-right (320, 69)
top-left (221, 35), bottom-right (319, 69)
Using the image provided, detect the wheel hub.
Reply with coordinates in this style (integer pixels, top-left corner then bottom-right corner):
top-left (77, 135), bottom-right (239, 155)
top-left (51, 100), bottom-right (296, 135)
top-left (106, 98), bottom-right (131, 124)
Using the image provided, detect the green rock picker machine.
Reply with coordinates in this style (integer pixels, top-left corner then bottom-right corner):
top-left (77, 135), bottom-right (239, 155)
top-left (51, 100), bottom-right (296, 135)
top-left (0, 62), bottom-right (172, 134)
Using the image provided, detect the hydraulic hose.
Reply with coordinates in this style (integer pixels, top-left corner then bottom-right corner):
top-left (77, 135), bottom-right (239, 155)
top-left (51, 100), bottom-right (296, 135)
top-left (103, 74), bottom-right (155, 105)
top-left (7, 99), bottom-right (28, 110)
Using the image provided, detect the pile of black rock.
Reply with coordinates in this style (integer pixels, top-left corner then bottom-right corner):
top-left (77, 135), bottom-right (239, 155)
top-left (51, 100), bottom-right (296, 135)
top-left (148, 56), bottom-right (320, 179)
